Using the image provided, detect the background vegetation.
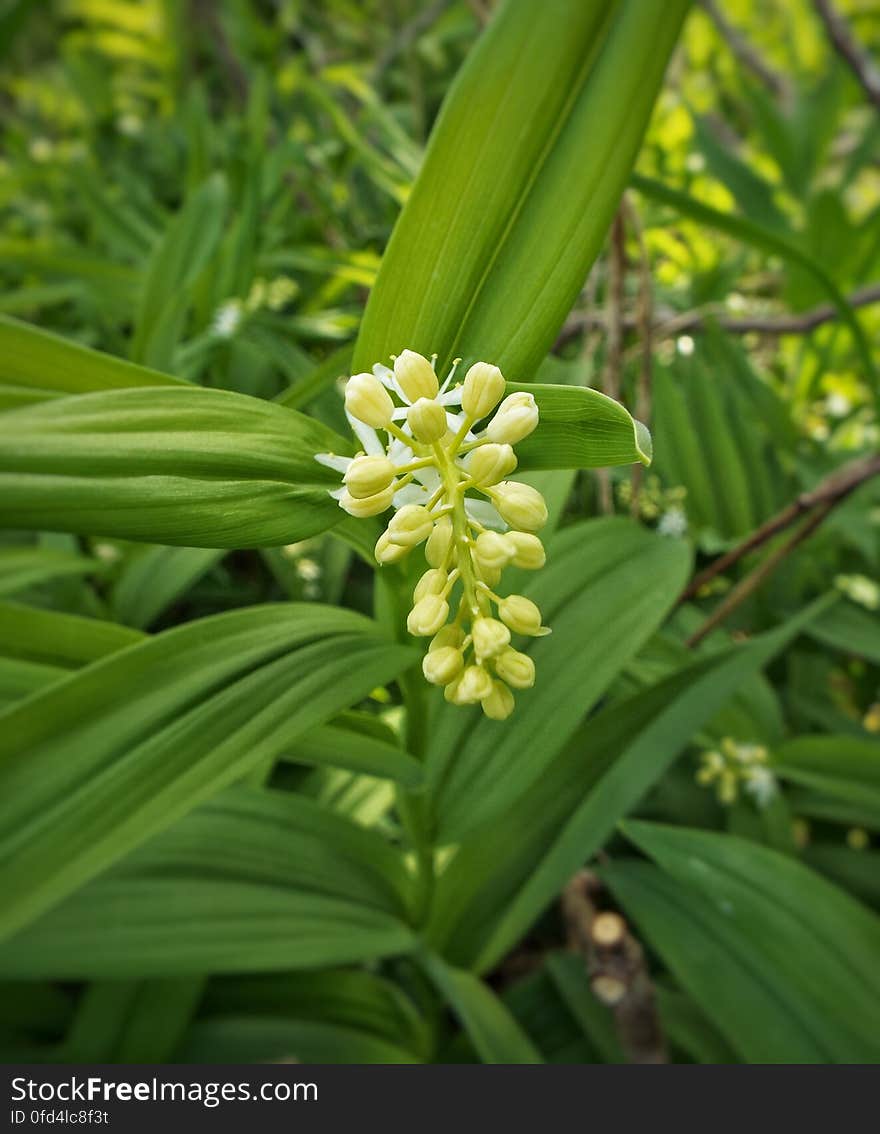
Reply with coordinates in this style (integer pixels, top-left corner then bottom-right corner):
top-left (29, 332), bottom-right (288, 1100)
top-left (0, 0), bottom-right (878, 1064)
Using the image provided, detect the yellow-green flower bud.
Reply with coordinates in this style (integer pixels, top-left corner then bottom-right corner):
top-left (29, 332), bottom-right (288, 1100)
top-left (407, 397), bottom-right (448, 442)
top-left (413, 567), bottom-right (448, 603)
top-left (468, 442), bottom-right (517, 487)
top-left (456, 664), bottom-right (493, 704)
top-left (461, 361), bottom-right (506, 419)
top-left (472, 616), bottom-right (511, 660)
top-left (394, 349), bottom-right (438, 402)
top-left (339, 483), bottom-right (396, 518)
top-left (482, 679), bottom-right (515, 720)
top-left (474, 530), bottom-right (515, 572)
top-left (407, 594), bottom-right (449, 637)
top-left (387, 504), bottom-right (434, 547)
top-left (498, 594), bottom-right (548, 636)
top-left (374, 531), bottom-right (410, 564)
top-left (487, 391), bottom-right (539, 444)
top-left (493, 481), bottom-right (548, 532)
top-left (345, 372), bottom-right (394, 428)
top-left (425, 515), bottom-right (453, 567)
top-left (506, 531), bottom-right (546, 570)
top-left (343, 454), bottom-right (396, 499)
top-left (422, 645), bottom-right (463, 686)
top-left (430, 624), bottom-right (465, 652)
top-left (495, 647), bottom-right (535, 689)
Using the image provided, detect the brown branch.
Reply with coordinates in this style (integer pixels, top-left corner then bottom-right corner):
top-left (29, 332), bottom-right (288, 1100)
top-left (679, 452), bottom-right (880, 605)
top-left (814, 0), bottom-right (880, 109)
top-left (563, 871), bottom-right (668, 1065)
top-left (700, 0), bottom-right (790, 99)
top-left (556, 282), bottom-right (880, 348)
top-left (685, 502), bottom-right (836, 648)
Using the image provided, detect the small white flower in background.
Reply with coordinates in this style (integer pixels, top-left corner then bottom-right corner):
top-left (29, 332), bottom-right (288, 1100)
top-left (316, 349), bottom-right (549, 719)
top-left (28, 137), bottom-right (53, 163)
top-left (212, 299), bottom-right (244, 339)
top-left (696, 737), bottom-right (777, 808)
top-left (834, 573), bottom-right (879, 611)
top-left (657, 505), bottom-right (688, 538)
top-left (117, 114), bottom-right (144, 138)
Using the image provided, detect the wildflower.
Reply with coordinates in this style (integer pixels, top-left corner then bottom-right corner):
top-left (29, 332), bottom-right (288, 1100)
top-left (212, 300), bottom-right (244, 339)
top-left (696, 738), bottom-right (776, 808)
top-left (315, 349), bottom-right (551, 717)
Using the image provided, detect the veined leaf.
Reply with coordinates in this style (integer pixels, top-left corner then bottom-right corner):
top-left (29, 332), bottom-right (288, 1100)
top-left (419, 951), bottom-right (542, 1065)
top-left (112, 546), bottom-right (226, 629)
top-left (0, 603), bottom-right (415, 940)
top-left (606, 822), bottom-right (880, 1063)
top-left (511, 383), bottom-right (651, 470)
top-left (0, 600), bottom-right (144, 669)
top-left (354, 0), bottom-right (688, 379)
top-left (288, 722), bottom-right (423, 788)
top-left (0, 387), bottom-right (350, 548)
top-left (773, 736), bottom-right (880, 820)
top-left (0, 547), bottom-right (100, 597)
top-left (430, 598), bottom-right (831, 971)
top-left (0, 315), bottom-right (187, 406)
top-left (177, 1019), bottom-right (419, 1064)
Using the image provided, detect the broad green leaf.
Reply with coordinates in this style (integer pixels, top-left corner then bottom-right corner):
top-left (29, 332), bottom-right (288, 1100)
top-left (0, 547), bottom-right (100, 597)
top-left (806, 600), bottom-right (880, 665)
top-left (0, 387), bottom-right (350, 548)
top-left (113, 546), bottom-right (226, 629)
top-left (606, 822), bottom-right (880, 1063)
top-left (544, 953), bottom-right (623, 1063)
top-left (420, 951), bottom-right (542, 1065)
top-left (0, 315), bottom-right (187, 406)
top-left (289, 722), bottom-right (423, 788)
top-left (804, 846), bottom-right (880, 910)
top-left (177, 1019), bottom-right (418, 1064)
top-left (0, 600), bottom-right (144, 668)
top-left (773, 736), bottom-right (880, 821)
top-left (202, 969), bottom-right (431, 1060)
top-left (0, 881), bottom-right (414, 980)
top-left (510, 383), bottom-right (651, 470)
top-left (431, 598), bottom-right (832, 971)
top-left (425, 519), bottom-right (691, 840)
top-left (0, 603), bottom-right (415, 939)
top-left (354, 0), bottom-right (688, 380)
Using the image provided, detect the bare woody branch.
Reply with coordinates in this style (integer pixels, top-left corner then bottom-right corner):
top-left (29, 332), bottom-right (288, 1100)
top-left (562, 871), bottom-right (668, 1065)
top-left (679, 451), bottom-right (880, 606)
top-left (814, 0), bottom-right (880, 110)
top-left (556, 282), bottom-right (880, 348)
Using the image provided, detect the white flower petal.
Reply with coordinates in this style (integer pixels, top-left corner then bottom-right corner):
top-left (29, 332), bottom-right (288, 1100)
top-left (393, 482), bottom-right (430, 508)
top-left (464, 497), bottom-right (505, 530)
top-left (345, 409), bottom-right (384, 456)
top-left (314, 452), bottom-right (352, 473)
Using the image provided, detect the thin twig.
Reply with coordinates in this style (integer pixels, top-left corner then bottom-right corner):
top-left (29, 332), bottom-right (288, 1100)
top-left (556, 282), bottom-right (880, 348)
top-left (814, 0), bottom-right (880, 109)
top-left (563, 872), bottom-right (668, 1065)
top-left (685, 502), bottom-right (836, 648)
top-left (700, 0), bottom-right (790, 99)
top-left (679, 452), bottom-right (880, 605)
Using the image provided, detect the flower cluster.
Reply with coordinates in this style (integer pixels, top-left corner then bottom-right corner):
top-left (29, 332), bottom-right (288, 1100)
top-left (317, 349), bottom-right (550, 719)
top-left (696, 738), bottom-right (776, 807)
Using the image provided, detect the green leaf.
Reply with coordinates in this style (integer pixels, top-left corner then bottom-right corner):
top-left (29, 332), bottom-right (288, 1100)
top-left (806, 600), bottom-right (880, 665)
top-left (419, 951), bottom-right (542, 1065)
top-left (289, 722), bottom-right (423, 788)
top-left (0, 600), bottom-right (144, 669)
top-left (354, 0), bottom-right (688, 380)
top-left (177, 1019), bottom-right (419, 1064)
top-left (131, 174), bottom-right (228, 369)
top-left (432, 598), bottom-right (829, 972)
top-left (773, 736), bottom-right (880, 821)
top-left (511, 383), bottom-right (651, 470)
top-left (0, 603), bottom-right (415, 940)
top-left (113, 546), bottom-right (226, 629)
top-left (0, 547), bottom-right (100, 597)
top-left (425, 519), bottom-right (691, 840)
top-left (0, 315), bottom-right (187, 406)
top-left (0, 387), bottom-right (350, 548)
top-left (606, 822), bottom-right (880, 1063)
